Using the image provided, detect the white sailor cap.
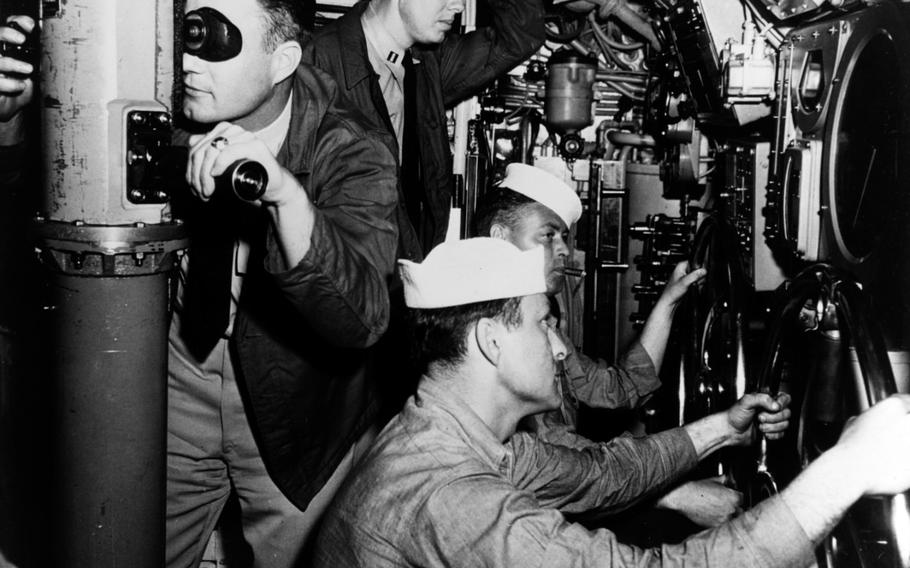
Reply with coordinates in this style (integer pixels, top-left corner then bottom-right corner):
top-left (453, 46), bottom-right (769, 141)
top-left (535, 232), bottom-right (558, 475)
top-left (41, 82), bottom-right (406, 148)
top-left (498, 162), bottom-right (582, 228)
top-left (399, 238), bottom-right (547, 309)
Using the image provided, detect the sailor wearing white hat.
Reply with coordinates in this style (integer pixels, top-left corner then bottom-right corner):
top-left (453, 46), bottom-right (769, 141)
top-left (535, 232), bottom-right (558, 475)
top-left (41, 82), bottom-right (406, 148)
top-left (473, 163), bottom-right (739, 528)
top-left (474, 161), bottom-right (705, 380)
top-left (312, 238), bottom-right (811, 568)
top-left (474, 162), bottom-right (583, 295)
top-left (398, 237), bottom-right (569, 411)
top-left (399, 236), bottom-right (550, 309)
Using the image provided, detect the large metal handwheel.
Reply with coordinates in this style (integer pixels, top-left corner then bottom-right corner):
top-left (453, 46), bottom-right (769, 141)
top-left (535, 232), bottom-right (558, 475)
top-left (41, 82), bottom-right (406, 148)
top-left (677, 214), bottom-right (751, 477)
top-left (748, 264), bottom-right (910, 568)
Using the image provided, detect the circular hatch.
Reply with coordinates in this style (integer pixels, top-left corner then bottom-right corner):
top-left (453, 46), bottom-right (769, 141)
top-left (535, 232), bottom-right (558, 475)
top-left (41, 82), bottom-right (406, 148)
top-left (827, 31), bottom-right (904, 263)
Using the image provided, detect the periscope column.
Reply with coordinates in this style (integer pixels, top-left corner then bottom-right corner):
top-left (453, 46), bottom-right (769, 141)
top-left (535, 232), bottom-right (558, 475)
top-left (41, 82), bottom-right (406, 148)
top-left (34, 0), bottom-right (187, 565)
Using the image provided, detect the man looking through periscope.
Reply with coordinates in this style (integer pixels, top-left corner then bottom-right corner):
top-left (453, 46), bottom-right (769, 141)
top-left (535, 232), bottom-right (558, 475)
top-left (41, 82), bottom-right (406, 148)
top-left (473, 163), bottom-right (753, 527)
top-left (167, 0), bottom-right (397, 566)
top-left (314, 236), bottom-right (910, 567)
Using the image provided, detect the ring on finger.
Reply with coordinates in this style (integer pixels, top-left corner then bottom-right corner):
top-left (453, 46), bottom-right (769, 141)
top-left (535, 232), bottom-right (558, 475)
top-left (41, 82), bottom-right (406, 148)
top-left (210, 136), bottom-right (229, 150)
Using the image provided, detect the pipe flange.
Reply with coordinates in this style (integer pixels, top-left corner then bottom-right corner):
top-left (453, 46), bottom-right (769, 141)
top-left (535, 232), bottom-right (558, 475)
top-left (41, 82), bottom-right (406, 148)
top-left (33, 219), bottom-right (190, 277)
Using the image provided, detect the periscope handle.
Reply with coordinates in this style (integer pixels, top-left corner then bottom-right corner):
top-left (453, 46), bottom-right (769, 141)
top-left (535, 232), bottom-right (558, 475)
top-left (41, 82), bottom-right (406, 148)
top-left (224, 159), bottom-right (269, 202)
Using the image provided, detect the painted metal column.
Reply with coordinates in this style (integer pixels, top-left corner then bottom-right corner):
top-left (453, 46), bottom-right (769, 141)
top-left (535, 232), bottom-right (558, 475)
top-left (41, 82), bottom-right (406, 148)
top-left (35, 224), bottom-right (186, 566)
top-left (35, 0), bottom-right (186, 565)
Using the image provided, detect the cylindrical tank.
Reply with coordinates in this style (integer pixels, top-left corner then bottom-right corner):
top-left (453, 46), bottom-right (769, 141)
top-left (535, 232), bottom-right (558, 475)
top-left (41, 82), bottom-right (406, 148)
top-left (545, 50), bottom-right (597, 134)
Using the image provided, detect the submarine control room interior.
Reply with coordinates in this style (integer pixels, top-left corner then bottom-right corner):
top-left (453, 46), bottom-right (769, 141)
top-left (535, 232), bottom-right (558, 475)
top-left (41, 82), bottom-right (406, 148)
top-left (1, 0), bottom-right (910, 566)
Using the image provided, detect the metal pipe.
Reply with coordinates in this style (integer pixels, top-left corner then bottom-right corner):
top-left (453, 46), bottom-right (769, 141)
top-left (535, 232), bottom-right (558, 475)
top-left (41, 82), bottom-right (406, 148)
top-left (605, 0), bottom-right (660, 50)
top-left (607, 130), bottom-right (656, 147)
top-left (49, 270), bottom-right (169, 564)
top-left (35, 222), bottom-right (187, 566)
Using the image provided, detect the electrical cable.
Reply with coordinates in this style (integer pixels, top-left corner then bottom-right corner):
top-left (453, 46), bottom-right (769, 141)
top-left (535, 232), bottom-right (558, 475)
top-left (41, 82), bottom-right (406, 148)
top-left (588, 12), bottom-right (633, 70)
top-left (591, 18), bottom-right (645, 51)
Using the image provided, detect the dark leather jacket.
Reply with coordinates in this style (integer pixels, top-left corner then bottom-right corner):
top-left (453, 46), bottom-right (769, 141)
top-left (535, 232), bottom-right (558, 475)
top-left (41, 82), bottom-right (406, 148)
top-left (302, 0), bottom-right (545, 258)
top-left (0, 141), bottom-right (36, 331)
top-left (177, 64), bottom-right (399, 510)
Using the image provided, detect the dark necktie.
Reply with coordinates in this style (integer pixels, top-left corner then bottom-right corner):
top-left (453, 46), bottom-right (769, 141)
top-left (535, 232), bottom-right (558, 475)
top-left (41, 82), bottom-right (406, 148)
top-left (179, 194), bottom-right (237, 361)
top-left (400, 51), bottom-right (424, 236)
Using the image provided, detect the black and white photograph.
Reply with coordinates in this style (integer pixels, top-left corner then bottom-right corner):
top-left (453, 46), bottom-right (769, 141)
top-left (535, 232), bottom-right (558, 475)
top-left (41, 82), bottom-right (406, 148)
top-left (1, 0), bottom-right (910, 565)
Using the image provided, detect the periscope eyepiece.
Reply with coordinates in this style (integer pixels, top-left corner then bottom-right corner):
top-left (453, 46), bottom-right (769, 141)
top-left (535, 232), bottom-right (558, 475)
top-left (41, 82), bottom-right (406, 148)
top-left (183, 7), bottom-right (243, 62)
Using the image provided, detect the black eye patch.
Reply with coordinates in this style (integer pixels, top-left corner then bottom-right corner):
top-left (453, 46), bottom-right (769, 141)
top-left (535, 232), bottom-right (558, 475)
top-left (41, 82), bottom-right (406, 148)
top-left (183, 7), bottom-right (242, 62)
